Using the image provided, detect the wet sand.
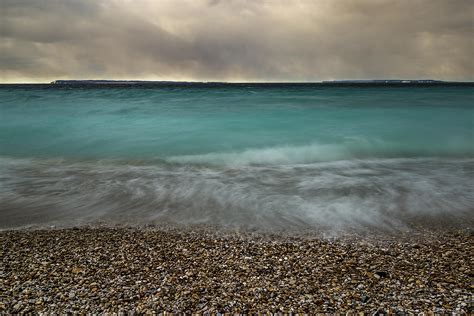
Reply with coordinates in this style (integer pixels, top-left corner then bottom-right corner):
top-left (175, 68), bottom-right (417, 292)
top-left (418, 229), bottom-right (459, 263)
top-left (2, 227), bottom-right (472, 313)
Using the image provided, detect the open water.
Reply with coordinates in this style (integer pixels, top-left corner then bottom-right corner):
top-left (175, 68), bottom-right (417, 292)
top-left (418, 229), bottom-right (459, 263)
top-left (1, 84), bottom-right (473, 231)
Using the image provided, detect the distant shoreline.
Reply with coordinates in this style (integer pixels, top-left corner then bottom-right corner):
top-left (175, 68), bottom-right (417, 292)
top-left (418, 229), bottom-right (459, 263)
top-left (49, 79), bottom-right (452, 84)
top-left (1, 80), bottom-right (473, 87)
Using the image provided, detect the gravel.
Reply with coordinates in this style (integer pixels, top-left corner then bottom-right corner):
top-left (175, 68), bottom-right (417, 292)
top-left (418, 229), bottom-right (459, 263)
top-left (1, 227), bottom-right (472, 313)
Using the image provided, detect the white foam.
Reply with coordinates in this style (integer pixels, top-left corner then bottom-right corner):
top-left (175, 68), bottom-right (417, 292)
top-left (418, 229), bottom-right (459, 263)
top-left (1, 156), bottom-right (473, 232)
top-left (167, 143), bottom-right (349, 166)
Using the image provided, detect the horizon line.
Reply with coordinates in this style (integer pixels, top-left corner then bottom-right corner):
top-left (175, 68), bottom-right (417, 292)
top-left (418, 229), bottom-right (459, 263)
top-left (2, 79), bottom-right (474, 85)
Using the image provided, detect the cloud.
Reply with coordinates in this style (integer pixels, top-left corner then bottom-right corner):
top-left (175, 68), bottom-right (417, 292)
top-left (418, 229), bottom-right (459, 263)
top-left (1, 0), bottom-right (473, 82)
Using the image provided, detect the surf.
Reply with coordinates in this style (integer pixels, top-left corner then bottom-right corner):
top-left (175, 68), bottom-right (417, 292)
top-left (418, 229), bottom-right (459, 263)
top-left (1, 156), bottom-right (473, 231)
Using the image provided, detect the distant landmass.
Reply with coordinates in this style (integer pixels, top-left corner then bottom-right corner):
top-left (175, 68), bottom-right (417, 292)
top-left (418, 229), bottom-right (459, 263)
top-left (47, 79), bottom-right (473, 87)
top-left (322, 80), bottom-right (444, 84)
top-left (51, 80), bottom-right (190, 85)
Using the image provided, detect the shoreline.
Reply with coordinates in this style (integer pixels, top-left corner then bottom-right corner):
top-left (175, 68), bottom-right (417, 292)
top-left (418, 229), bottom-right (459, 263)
top-left (2, 227), bottom-right (472, 313)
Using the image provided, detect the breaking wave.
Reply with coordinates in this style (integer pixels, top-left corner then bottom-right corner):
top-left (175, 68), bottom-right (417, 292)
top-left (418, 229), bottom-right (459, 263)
top-left (167, 143), bottom-right (348, 165)
top-left (167, 141), bottom-right (474, 166)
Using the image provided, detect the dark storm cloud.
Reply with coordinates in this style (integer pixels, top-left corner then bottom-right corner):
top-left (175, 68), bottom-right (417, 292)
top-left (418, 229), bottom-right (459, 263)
top-left (1, 0), bottom-right (472, 82)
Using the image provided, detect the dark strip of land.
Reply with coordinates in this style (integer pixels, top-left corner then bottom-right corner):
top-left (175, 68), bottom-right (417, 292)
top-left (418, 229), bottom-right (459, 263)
top-left (1, 80), bottom-right (473, 89)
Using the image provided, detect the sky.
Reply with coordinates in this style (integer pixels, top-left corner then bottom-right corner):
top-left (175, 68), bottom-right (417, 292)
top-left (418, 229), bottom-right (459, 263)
top-left (1, 0), bottom-right (473, 83)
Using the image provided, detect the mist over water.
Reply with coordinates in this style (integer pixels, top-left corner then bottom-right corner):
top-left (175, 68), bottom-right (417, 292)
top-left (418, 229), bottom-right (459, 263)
top-left (1, 85), bottom-right (473, 232)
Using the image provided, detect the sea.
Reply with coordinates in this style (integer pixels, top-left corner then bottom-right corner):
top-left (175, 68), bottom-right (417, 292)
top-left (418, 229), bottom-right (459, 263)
top-left (1, 83), bottom-right (473, 232)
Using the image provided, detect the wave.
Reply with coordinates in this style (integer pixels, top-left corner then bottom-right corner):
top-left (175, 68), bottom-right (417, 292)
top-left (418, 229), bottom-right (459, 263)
top-left (1, 156), bottom-right (473, 232)
top-left (166, 140), bottom-right (474, 166)
top-left (167, 143), bottom-right (348, 165)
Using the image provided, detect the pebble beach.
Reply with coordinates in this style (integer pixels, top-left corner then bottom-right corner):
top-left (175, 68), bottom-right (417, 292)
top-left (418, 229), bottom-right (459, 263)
top-left (2, 227), bottom-right (472, 314)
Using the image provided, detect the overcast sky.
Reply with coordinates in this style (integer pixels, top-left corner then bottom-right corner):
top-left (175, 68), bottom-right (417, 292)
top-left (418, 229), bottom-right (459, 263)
top-left (1, 0), bottom-right (473, 82)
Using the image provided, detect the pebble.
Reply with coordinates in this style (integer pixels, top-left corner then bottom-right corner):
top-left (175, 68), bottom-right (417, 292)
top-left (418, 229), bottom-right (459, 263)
top-left (374, 271), bottom-right (389, 278)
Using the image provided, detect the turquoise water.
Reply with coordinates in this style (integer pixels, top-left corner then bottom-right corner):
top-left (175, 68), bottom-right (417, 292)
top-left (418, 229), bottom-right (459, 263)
top-left (1, 86), bottom-right (473, 161)
top-left (1, 85), bottom-right (473, 231)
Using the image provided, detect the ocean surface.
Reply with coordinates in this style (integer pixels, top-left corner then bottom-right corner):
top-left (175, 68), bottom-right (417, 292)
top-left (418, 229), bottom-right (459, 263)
top-left (1, 84), bottom-right (473, 232)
